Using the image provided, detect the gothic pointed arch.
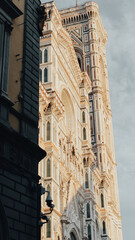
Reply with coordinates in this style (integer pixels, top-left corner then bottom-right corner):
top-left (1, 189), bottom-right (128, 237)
top-left (103, 221), bottom-right (106, 235)
top-left (44, 68), bottom-right (48, 82)
top-left (61, 88), bottom-right (76, 133)
top-left (88, 224), bottom-right (92, 240)
top-left (70, 232), bottom-right (76, 240)
top-left (86, 202), bottom-right (90, 218)
top-left (83, 157), bottom-right (86, 166)
top-left (39, 68), bottom-right (42, 82)
top-left (44, 48), bottom-right (48, 62)
top-left (82, 111), bottom-right (85, 123)
top-left (85, 172), bottom-right (89, 188)
top-left (47, 121), bottom-right (50, 140)
top-left (74, 47), bottom-right (84, 71)
top-left (67, 225), bottom-right (81, 240)
top-left (47, 158), bottom-right (51, 177)
top-left (101, 193), bottom-right (104, 208)
top-left (83, 127), bottom-right (86, 140)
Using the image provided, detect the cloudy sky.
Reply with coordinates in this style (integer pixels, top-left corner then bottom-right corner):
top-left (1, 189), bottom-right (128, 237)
top-left (42, 0), bottom-right (135, 239)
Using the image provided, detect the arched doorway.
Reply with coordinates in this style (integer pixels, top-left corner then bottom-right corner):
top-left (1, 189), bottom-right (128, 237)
top-left (70, 232), bottom-right (76, 240)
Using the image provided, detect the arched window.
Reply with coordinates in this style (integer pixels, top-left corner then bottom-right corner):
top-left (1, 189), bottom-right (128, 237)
top-left (48, 10), bottom-right (51, 18)
top-left (83, 127), bottom-right (86, 140)
top-left (44, 68), bottom-right (48, 82)
top-left (83, 158), bottom-right (86, 166)
top-left (93, 55), bottom-right (95, 65)
top-left (70, 232), bottom-right (76, 240)
top-left (82, 111), bottom-right (85, 123)
top-left (46, 220), bottom-right (51, 238)
top-left (101, 193), bottom-right (104, 208)
top-left (90, 115), bottom-right (94, 134)
top-left (87, 65), bottom-right (90, 76)
top-left (88, 224), bottom-right (91, 240)
top-left (47, 121), bottom-right (50, 140)
top-left (44, 49), bottom-right (48, 63)
top-left (47, 159), bottom-right (51, 177)
top-left (77, 57), bottom-right (81, 69)
top-left (103, 221), bottom-right (106, 235)
top-left (39, 50), bottom-right (42, 64)
top-left (93, 69), bottom-right (96, 80)
top-left (86, 202), bottom-right (90, 218)
top-left (85, 173), bottom-right (89, 188)
top-left (39, 69), bottom-right (42, 81)
top-left (91, 32), bottom-right (93, 39)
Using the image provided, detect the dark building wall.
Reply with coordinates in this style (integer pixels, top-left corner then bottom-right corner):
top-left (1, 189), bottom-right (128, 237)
top-left (0, 169), bottom-right (38, 240)
top-left (0, 0), bottom-right (46, 239)
top-left (0, 126), bottom-right (44, 240)
top-left (21, 0), bottom-right (41, 143)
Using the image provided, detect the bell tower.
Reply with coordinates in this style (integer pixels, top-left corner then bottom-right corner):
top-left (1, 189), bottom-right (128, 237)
top-left (60, 2), bottom-right (123, 240)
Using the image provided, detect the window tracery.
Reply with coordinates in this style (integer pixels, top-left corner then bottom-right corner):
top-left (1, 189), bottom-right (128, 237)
top-left (85, 172), bottom-right (89, 188)
top-left (47, 121), bottom-right (50, 140)
top-left (39, 69), bottom-right (42, 82)
top-left (101, 193), bottom-right (104, 208)
top-left (86, 202), bottom-right (90, 218)
top-left (88, 224), bottom-right (91, 240)
top-left (82, 111), bottom-right (86, 123)
top-left (47, 159), bottom-right (51, 177)
top-left (44, 68), bottom-right (48, 82)
top-left (103, 221), bottom-right (106, 235)
top-left (44, 49), bottom-right (48, 62)
top-left (83, 127), bottom-right (86, 140)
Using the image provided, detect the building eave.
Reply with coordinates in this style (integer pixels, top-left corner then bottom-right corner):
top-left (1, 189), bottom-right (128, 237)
top-left (0, 0), bottom-right (23, 19)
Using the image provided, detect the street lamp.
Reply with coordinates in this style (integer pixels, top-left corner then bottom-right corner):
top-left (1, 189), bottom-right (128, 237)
top-left (38, 184), bottom-right (55, 227)
top-left (46, 191), bottom-right (55, 210)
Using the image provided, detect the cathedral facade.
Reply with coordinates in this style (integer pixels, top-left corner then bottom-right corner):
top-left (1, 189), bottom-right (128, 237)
top-left (38, 2), bottom-right (122, 240)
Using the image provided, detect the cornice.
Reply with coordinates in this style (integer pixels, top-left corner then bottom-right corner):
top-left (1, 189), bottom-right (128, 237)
top-left (39, 82), bottom-right (64, 119)
top-left (108, 203), bottom-right (122, 220)
top-left (57, 28), bottom-right (82, 86)
top-left (81, 71), bottom-right (92, 93)
top-left (93, 167), bottom-right (101, 184)
top-left (96, 14), bottom-right (108, 45)
top-left (48, 90), bottom-right (64, 118)
top-left (101, 171), bottom-right (110, 188)
top-left (0, 0), bottom-right (23, 19)
top-left (39, 81), bottom-right (49, 113)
